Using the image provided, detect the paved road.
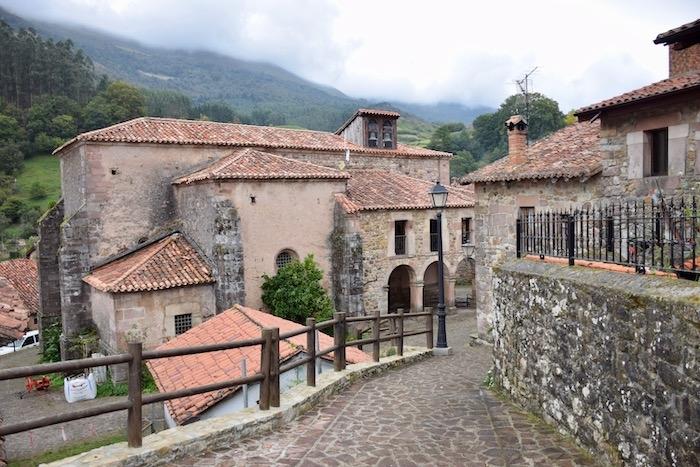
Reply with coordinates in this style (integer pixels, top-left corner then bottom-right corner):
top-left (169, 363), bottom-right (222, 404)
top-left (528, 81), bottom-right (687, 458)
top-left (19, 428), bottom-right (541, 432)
top-left (186, 311), bottom-right (596, 467)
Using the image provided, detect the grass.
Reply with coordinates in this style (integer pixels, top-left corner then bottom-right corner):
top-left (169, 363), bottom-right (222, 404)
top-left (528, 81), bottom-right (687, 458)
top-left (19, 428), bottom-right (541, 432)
top-left (13, 153), bottom-right (61, 212)
top-left (8, 432), bottom-right (126, 467)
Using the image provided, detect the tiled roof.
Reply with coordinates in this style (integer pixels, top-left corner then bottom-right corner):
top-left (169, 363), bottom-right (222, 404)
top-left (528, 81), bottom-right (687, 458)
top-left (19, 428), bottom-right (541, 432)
top-left (83, 233), bottom-right (214, 293)
top-left (654, 18), bottom-right (700, 44)
top-left (575, 71), bottom-right (700, 116)
top-left (0, 259), bottom-right (38, 315)
top-left (0, 259), bottom-right (38, 341)
top-left (338, 170), bottom-right (475, 213)
top-left (54, 117), bottom-right (450, 159)
top-left (461, 121), bottom-right (601, 184)
top-left (174, 148), bottom-right (350, 184)
top-left (146, 305), bottom-right (370, 425)
top-left (335, 108), bottom-right (402, 135)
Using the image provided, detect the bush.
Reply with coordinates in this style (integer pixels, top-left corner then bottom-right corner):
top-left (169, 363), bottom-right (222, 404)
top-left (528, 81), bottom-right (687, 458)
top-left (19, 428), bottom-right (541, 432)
top-left (41, 322), bottom-right (62, 363)
top-left (261, 254), bottom-right (334, 324)
top-left (0, 197), bottom-right (27, 223)
top-left (0, 141), bottom-right (24, 174)
top-left (29, 181), bottom-right (48, 200)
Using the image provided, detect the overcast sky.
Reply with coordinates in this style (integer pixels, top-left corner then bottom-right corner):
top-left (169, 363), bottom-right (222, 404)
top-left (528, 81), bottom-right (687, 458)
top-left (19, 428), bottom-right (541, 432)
top-left (1, 0), bottom-right (697, 111)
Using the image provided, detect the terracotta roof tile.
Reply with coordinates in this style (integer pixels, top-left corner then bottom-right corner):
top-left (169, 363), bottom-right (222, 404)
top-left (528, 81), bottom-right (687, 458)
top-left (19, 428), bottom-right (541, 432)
top-left (174, 148), bottom-right (350, 184)
top-left (0, 259), bottom-right (38, 341)
top-left (339, 170), bottom-right (474, 213)
top-left (83, 233), bottom-right (214, 293)
top-left (575, 71), bottom-right (700, 115)
top-left (654, 18), bottom-right (700, 44)
top-left (0, 259), bottom-right (38, 314)
top-left (146, 305), bottom-right (370, 425)
top-left (461, 121), bottom-right (601, 184)
top-left (54, 117), bottom-right (450, 159)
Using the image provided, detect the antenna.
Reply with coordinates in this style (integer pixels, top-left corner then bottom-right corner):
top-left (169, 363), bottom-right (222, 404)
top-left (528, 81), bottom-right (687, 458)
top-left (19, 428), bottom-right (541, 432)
top-left (515, 67), bottom-right (537, 145)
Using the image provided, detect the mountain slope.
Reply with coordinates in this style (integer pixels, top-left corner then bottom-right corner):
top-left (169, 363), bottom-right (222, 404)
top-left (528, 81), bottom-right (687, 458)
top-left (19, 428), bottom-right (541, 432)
top-left (0, 6), bottom-right (488, 132)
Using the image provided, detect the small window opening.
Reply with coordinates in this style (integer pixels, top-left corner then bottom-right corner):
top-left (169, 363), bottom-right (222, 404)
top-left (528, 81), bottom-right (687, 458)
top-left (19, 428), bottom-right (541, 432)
top-left (461, 218), bottom-right (472, 245)
top-left (275, 250), bottom-right (298, 270)
top-left (174, 313), bottom-right (193, 335)
top-left (394, 220), bottom-right (407, 255)
top-left (647, 128), bottom-right (668, 177)
top-left (430, 219), bottom-right (439, 252)
top-left (367, 119), bottom-right (379, 147)
top-left (382, 121), bottom-right (393, 149)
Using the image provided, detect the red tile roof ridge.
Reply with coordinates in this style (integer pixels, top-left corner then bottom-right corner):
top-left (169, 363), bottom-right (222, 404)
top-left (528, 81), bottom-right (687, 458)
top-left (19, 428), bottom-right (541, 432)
top-left (107, 235), bottom-right (175, 288)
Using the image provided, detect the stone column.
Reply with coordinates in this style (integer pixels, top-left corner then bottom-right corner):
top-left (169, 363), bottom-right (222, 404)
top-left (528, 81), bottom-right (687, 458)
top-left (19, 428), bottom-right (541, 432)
top-left (446, 278), bottom-right (457, 312)
top-left (380, 285), bottom-right (389, 314)
top-left (410, 281), bottom-right (424, 312)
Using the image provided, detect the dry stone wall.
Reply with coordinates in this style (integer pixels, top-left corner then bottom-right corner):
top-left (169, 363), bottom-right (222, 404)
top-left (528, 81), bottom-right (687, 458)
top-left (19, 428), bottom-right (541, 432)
top-left (492, 260), bottom-right (699, 466)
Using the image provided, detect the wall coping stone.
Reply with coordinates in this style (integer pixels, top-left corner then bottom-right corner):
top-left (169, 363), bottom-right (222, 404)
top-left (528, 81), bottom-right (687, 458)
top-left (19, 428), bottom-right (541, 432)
top-left (496, 259), bottom-right (700, 324)
top-left (44, 348), bottom-right (433, 467)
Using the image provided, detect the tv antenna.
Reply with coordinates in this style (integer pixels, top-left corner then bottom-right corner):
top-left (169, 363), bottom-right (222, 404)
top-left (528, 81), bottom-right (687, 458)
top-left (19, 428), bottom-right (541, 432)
top-left (515, 67), bottom-right (538, 145)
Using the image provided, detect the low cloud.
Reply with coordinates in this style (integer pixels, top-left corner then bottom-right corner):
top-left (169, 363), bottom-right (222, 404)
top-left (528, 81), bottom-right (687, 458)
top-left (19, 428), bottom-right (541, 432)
top-left (1, 0), bottom-right (696, 109)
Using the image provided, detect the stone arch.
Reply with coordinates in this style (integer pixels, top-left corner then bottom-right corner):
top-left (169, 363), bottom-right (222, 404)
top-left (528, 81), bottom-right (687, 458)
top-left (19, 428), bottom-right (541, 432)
top-left (454, 257), bottom-right (476, 308)
top-left (422, 261), bottom-right (449, 309)
top-left (387, 265), bottom-right (415, 313)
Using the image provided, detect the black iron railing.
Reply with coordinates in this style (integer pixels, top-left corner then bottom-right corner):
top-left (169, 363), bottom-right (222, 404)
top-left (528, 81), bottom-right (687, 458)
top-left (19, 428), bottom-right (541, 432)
top-left (394, 235), bottom-right (406, 255)
top-left (516, 197), bottom-right (700, 280)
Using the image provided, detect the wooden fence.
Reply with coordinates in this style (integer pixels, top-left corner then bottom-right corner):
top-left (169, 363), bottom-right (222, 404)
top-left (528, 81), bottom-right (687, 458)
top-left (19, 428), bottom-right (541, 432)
top-left (0, 309), bottom-right (434, 449)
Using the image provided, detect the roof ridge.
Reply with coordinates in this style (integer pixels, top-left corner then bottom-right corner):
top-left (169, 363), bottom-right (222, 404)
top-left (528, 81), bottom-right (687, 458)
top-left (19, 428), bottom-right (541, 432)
top-left (236, 306), bottom-right (304, 352)
top-left (52, 117), bottom-right (150, 154)
top-left (128, 116), bottom-right (339, 136)
top-left (108, 234), bottom-right (177, 290)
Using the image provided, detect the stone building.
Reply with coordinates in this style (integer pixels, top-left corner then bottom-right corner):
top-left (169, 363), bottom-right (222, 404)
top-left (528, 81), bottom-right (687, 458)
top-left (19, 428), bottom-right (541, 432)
top-left (461, 120), bottom-right (602, 337)
top-left (461, 18), bottom-right (700, 339)
top-left (39, 108), bottom-right (473, 355)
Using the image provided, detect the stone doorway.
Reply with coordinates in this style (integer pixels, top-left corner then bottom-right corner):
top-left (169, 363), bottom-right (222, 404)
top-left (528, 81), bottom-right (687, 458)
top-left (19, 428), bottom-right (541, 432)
top-left (454, 258), bottom-right (476, 308)
top-left (387, 265), bottom-right (414, 313)
top-left (422, 261), bottom-right (448, 308)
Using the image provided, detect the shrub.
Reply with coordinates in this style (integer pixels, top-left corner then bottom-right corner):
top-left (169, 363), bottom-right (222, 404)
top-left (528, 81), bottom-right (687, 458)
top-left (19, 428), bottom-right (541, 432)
top-left (0, 142), bottom-right (24, 174)
top-left (261, 254), bottom-right (334, 324)
top-left (41, 322), bottom-right (62, 363)
top-left (0, 197), bottom-right (27, 223)
top-left (29, 181), bottom-right (48, 200)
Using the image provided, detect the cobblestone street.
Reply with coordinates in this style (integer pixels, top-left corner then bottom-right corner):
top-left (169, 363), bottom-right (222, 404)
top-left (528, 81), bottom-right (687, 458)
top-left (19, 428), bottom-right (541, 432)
top-left (189, 311), bottom-right (596, 466)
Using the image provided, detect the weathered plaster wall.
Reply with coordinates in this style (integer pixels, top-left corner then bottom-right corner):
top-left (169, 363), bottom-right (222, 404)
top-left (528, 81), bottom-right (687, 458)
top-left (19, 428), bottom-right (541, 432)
top-left (346, 206), bottom-right (473, 316)
top-left (473, 177), bottom-right (600, 338)
top-left (599, 95), bottom-right (700, 200)
top-left (92, 284), bottom-right (216, 353)
top-left (493, 260), bottom-right (699, 466)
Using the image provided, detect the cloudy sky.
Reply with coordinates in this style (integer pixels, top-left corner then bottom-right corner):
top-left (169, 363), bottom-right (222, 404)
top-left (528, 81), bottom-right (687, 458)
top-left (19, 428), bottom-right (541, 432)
top-left (1, 0), bottom-right (697, 111)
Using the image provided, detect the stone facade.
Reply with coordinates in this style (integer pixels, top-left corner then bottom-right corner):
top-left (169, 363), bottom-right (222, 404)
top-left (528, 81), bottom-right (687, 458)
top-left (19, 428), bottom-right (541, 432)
top-left (598, 91), bottom-right (700, 200)
top-left (37, 200), bottom-right (64, 340)
top-left (492, 260), bottom-right (699, 466)
top-left (91, 284), bottom-right (216, 353)
top-left (669, 43), bottom-right (700, 78)
top-left (340, 206), bottom-right (474, 317)
top-left (472, 178), bottom-right (601, 337)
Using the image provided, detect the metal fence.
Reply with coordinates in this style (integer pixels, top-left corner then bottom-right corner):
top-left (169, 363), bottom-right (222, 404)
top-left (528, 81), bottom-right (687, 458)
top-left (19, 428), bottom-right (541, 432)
top-left (516, 196), bottom-right (700, 280)
top-left (0, 309), bottom-right (434, 449)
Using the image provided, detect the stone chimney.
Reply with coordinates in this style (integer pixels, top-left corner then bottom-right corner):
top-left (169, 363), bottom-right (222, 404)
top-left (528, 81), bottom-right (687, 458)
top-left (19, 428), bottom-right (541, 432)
top-left (653, 19), bottom-right (700, 78)
top-left (505, 115), bottom-right (528, 164)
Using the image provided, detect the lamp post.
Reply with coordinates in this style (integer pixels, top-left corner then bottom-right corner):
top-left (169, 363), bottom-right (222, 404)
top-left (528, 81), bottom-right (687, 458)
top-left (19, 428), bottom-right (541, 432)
top-left (429, 181), bottom-right (450, 354)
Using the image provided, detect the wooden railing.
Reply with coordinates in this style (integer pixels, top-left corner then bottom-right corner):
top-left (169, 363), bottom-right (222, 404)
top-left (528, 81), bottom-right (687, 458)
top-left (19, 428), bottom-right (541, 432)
top-left (0, 309), bottom-right (434, 448)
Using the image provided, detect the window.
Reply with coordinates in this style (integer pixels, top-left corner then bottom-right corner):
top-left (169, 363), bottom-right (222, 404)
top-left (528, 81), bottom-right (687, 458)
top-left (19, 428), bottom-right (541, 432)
top-left (461, 218), bottom-right (472, 245)
top-left (174, 313), bottom-right (192, 335)
top-left (22, 335), bottom-right (35, 347)
top-left (647, 128), bottom-right (668, 176)
top-left (394, 220), bottom-right (407, 255)
top-left (382, 121), bottom-right (393, 149)
top-left (519, 207), bottom-right (535, 220)
top-left (275, 249), bottom-right (297, 270)
top-left (430, 219), bottom-right (439, 252)
top-left (367, 119), bottom-right (379, 147)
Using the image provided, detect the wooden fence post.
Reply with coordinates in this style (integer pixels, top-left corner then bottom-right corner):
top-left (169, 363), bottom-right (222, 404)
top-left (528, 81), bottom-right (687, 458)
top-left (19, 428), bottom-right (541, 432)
top-left (270, 327), bottom-right (280, 408)
top-left (333, 312), bottom-right (346, 371)
top-left (397, 308), bottom-right (404, 356)
top-left (372, 308), bottom-right (380, 362)
top-left (127, 342), bottom-right (143, 448)
top-left (259, 328), bottom-right (272, 410)
top-left (306, 318), bottom-right (316, 387)
top-left (426, 307), bottom-right (434, 349)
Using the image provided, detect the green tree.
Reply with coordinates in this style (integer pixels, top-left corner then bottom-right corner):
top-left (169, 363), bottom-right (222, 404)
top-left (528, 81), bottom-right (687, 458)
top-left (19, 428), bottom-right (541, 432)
top-left (83, 81), bottom-right (146, 130)
top-left (191, 101), bottom-right (238, 123)
top-left (145, 89), bottom-right (192, 119)
top-left (0, 114), bottom-right (23, 142)
top-left (0, 197), bottom-right (27, 223)
top-left (0, 142), bottom-right (24, 174)
top-left (261, 254), bottom-right (334, 325)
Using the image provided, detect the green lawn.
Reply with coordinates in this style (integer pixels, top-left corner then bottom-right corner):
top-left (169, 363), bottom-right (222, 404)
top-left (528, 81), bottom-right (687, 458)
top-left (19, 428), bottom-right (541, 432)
top-left (8, 432), bottom-right (126, 467)
top-left (13, 153), bottom-right (62, 212)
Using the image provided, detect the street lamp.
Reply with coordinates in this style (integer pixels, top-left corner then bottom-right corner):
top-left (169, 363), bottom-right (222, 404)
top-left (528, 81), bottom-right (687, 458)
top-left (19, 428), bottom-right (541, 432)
top-left (429, 181), bottom-right (450, 354)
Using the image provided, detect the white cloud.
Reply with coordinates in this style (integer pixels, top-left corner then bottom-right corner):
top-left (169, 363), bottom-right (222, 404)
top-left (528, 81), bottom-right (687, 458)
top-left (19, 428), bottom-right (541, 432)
top-left (1, 0), bottom-right (697, 109)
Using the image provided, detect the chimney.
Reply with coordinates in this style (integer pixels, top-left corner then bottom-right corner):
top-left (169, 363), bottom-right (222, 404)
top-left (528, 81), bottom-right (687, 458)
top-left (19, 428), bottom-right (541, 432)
top-left (505, 115), bottom-right (528, 164)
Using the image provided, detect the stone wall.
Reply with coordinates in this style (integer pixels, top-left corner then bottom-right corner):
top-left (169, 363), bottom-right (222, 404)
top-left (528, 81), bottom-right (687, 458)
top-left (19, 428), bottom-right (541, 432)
top-left (37, 200), bottom-right (64, 342)
top-left (345, 206), bottom-right (473, 316)
top-left (598, 93), bottom-right (700, 200)
top-left (472, 177), bottom-right (600, 338)
top-left (492, 260), bottom-right (699, 466)
top-left (331, 204), bottom-right (364, 317)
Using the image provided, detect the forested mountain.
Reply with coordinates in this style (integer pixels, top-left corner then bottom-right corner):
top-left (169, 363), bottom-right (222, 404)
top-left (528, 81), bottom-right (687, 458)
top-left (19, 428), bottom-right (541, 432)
top-left (0, 6), bottom-right (488, 131)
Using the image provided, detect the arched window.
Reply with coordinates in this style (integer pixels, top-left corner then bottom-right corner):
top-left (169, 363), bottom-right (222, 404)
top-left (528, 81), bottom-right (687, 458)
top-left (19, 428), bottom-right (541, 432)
top-left (382, 121), bottom-right (393, 149)
top-left (367, 119), bottom-right (379, 147)
top-left (275, 249), bottom-right (298, 271)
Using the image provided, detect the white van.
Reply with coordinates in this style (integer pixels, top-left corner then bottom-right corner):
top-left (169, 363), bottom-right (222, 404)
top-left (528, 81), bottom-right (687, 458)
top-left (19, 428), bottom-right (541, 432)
top-left (0, 330), bottom-right (40, 356)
